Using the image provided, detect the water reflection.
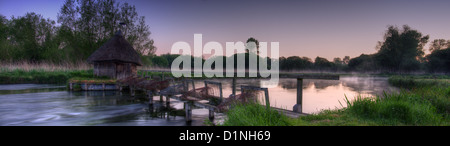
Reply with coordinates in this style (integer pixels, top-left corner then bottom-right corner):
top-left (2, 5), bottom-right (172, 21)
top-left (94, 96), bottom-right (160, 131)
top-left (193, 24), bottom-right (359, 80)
top-left (190, 76), bottom-right (399, 114)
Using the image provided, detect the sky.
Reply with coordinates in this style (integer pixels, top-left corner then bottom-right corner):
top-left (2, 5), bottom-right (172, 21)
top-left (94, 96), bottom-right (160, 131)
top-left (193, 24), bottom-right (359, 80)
top-left (1, 0), bottom-right (450, 60)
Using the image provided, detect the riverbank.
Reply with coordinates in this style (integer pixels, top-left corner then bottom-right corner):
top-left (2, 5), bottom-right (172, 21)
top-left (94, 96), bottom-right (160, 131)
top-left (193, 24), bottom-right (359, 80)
top-left (221, 75), bottom-right (450, 126)
top-left (0, 69), bottom-right (94, 84)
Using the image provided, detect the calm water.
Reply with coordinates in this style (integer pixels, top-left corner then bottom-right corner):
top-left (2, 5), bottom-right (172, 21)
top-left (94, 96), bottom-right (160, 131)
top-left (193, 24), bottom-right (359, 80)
top-left (0, 76), bottom-right (398, 126)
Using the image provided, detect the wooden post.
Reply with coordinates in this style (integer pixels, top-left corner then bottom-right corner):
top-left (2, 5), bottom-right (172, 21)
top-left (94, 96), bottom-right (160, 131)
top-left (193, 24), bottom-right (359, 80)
top-left (264, 88), bottom-right (270, 109)
top-left (232, 77), bottom-right (236, 96)
top-left (218, 83), bottom-right (223, 102)
top-left (185, 102), bottom-right (192, 122)
top-left (147, 91), bottom-right (153, 105)
top-left (183, 80), bottom-right (188, 91)
top-left (166, 96), bottom-right (170, 107)
top-left (293, 78), bottom-right (303, 113)
top-left (204, 82), bottom-right (208, 95)
top-left (209, 109), bottom-right (214, 121)
top-left (130, 86), bottom-right (135, 97)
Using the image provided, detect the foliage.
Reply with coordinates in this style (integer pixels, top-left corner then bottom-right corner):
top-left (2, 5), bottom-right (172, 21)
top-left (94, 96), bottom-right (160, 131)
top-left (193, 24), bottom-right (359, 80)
top-left (280, 56), bottom-right (313, 71)
top-left (374, 25), bottom-right (429, 72)
top-left (0, 0), bottom-right (156, 64)
top-left (348, 54), bottom-right (377, 72)
top-left (151, 56), bottom-right (169, 67)
top-left (429, 39), bottom-right (450, 53)
top-left (69, 76), bottom-right (115, 84)
top-left (425, 47), bottom-right (450, 73)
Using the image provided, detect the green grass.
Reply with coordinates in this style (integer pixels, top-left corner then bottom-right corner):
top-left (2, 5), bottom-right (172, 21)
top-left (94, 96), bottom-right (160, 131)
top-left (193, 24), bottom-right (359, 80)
top-left (68, 76), bottom-right (116, 84)
top-left (0, 68), bottom-right (94, 84)
top-left (221, 102), bottom-right (290, 126)
top-left (221, 75), bottom-right (450, 126)
top-left (388, 75), bottom-right (450, 89)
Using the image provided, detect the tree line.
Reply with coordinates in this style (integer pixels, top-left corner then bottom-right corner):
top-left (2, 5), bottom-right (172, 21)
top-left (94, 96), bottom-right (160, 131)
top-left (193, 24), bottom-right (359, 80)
top-left (151, 25), bottom-right (449, 73)
top-left (0, 0), bottom-right (156, 64)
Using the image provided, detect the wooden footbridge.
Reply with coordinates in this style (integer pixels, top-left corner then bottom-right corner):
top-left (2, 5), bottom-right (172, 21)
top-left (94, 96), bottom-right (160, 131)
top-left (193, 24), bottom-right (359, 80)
top-left (113, 70), bottom-right (339, 123)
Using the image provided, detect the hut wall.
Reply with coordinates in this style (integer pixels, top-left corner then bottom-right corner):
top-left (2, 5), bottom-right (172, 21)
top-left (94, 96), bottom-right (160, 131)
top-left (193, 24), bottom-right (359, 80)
top-left (116, 63), bottom-right (137, 79)
top-left (94, 62), bottom-right (117, 79)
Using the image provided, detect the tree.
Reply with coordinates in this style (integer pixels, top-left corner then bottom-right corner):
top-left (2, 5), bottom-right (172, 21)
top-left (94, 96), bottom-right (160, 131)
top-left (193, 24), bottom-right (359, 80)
top-left (56, 0), bottom-right (157, 61)
top-left (374, 25), bottom-right (429, 72)
top-left (426, 47), bottom-right (450, 73)
top-left (314, 56), bottom-right (333, 70)
top-left (246, 37), bottom-right (259, 54)
top-left (348, 54), bottom-right (377, 72)
top-left (343, 56), bottom-right (350, 64)
top-left (8, 13), bottom-right (57, 62)
top-left (280, 56), bottom-right (313, 71)
top-left (57, 0), bottom-right (79, 31)
top-left (151, 56), bottom-right (169, 67)
top-left (128, 16), bottom-right (156, 55)
top-left (429, 39), bottom-right (449, 53)
top-left (333, 57), bottom-right (343, 65)
top-left (0, 14), bottom-right (11, 61)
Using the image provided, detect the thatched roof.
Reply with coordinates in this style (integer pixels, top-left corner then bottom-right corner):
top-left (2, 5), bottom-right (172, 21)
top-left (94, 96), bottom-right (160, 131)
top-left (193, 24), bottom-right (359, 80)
top-left (87, 31), bottom-right (142, 66)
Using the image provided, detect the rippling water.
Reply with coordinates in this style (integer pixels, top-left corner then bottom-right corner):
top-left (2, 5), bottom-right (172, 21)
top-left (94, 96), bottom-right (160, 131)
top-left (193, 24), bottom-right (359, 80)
top-left (0, 76), bottom-right (398, 126)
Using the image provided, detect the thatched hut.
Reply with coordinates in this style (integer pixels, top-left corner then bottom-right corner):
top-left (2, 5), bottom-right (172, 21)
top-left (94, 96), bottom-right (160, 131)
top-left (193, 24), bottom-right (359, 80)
top-left (87, 30), bottom-right (142, 79)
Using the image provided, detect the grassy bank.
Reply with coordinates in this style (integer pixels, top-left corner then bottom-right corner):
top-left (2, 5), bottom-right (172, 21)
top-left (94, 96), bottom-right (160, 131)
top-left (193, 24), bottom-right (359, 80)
top-left (0, 69), bottom-right (94, 84)
top-left (221, 75), bottom-right (450, 126)
top-left (0, 62), bottom-right (94, 84)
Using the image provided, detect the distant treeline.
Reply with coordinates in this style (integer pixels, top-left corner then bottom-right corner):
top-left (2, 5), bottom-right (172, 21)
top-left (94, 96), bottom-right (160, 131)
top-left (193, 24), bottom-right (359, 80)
top-left (0, 0), bottom-right (448, 73)
top-left (150, 25), bottom-right (449, 73)
top-left (0, 0), bottom-right (156, 63)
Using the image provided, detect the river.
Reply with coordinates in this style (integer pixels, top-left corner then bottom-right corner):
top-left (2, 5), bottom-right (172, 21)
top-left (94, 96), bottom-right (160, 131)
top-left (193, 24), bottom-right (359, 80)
top-left (0, 76), bottom-right (398, 126)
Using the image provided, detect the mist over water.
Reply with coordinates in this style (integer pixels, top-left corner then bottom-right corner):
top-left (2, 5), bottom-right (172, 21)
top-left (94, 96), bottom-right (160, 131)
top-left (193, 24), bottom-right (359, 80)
top-left (190, 76), bottom-right (399, 114)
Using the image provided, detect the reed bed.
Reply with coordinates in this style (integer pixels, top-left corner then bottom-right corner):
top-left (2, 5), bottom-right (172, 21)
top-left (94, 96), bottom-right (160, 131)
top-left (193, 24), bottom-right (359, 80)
top-left (0, 61), bottom-right (93, 84)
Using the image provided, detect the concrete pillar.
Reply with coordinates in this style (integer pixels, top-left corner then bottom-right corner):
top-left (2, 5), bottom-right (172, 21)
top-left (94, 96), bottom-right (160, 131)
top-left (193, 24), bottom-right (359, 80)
top-left (293, 78), bottom-right (303, 113)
